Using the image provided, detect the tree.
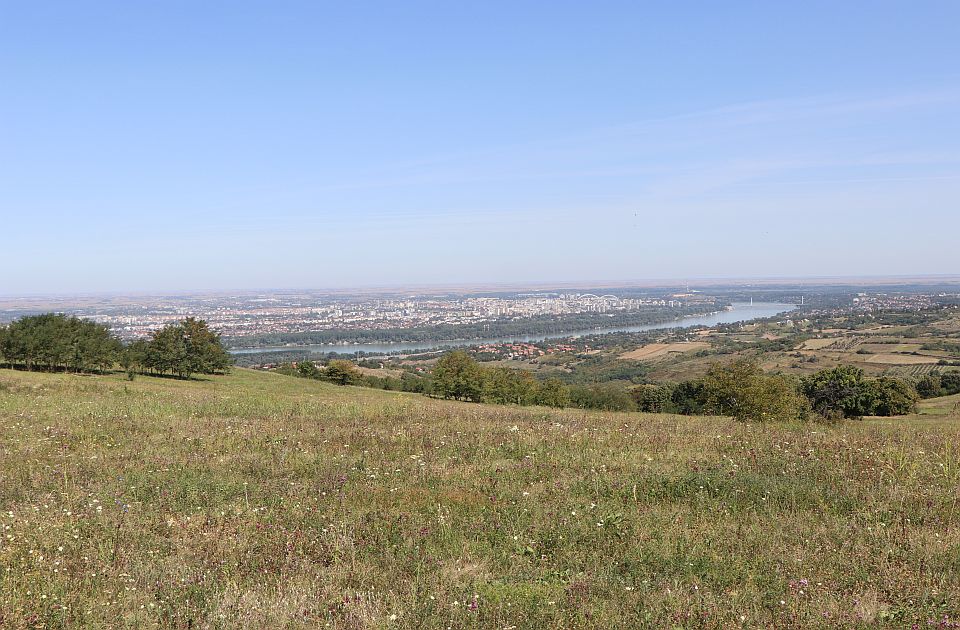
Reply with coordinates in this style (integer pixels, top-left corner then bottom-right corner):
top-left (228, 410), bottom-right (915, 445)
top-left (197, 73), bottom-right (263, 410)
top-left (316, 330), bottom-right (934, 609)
top-left (535, 378), bottom-right (571, 408)
top-left (121, 339), bottom-right (150, 379)
top-left (146, 323), bottom-right (190, 377)
top-left (941, 372), bottom-right (960, 396)
top-left (481, 367), bottom-right (537, 405)
top-left (297, 359), bottom-right (321, 379)
top-left (144, 319), bottom-right (232, 379)
top-left (865, 377), bottom-right (919, 416)
top-left (181, 317), bottom-right (232, 375)
top-left (323, 359), bottom-right (361, 386)
top-left (671, 380), bottom-right (707, 415)
top-left (631, 384), bottom-right (672, 413)
top-left (702, 359), bottom-right (806, 422)
top-left (0, 314), bottom-right (120, 372)
top-left (801, 365), bottom-right (871, 419)
top-left (432, 351), bottom-right (484, 402)
top-left (916, 373), bottom-right (942, 398)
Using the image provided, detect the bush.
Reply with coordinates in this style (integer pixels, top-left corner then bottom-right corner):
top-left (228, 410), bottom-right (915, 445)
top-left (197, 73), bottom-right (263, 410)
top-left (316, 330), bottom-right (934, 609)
top-left (801, 366), bottom-right (920, 418)
top-left (433, 351), bottom-right (485, 402)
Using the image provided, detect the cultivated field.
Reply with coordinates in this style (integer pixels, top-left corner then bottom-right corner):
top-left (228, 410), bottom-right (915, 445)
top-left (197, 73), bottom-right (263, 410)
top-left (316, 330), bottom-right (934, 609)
top-left (620, 342), bottom-right (709, 361)
top-left (860, 353), bottom-right (941, 365)
top-left (2, 368), bottom-right (960, 628)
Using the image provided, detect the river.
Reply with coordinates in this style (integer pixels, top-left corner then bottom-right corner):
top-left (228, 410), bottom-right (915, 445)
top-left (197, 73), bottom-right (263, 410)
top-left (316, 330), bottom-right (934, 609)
top-left (230, 302), bottom-right (795, 357)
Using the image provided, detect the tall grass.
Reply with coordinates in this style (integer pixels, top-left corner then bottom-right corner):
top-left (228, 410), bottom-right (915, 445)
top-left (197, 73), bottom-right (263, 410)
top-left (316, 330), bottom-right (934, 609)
top-left (1, 368), bottom-right (958, 628)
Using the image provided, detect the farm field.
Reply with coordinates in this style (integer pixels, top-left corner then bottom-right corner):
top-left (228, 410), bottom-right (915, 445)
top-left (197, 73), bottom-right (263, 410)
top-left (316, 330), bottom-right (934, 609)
top-left (2, 368), bottom-right (960, 628)
top-left (800, 338), bottom-right (836, 350)
top-left (860, 353), bottom-right (942, 365)
top-left (620, 342), bottom-right (709, 361)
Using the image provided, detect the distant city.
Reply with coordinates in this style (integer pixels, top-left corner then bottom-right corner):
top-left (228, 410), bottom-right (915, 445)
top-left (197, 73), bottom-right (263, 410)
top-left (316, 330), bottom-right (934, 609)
top-left (0, 289), bottom-right (719, 341)
top-left (1, 282), bottom-right (957, 352)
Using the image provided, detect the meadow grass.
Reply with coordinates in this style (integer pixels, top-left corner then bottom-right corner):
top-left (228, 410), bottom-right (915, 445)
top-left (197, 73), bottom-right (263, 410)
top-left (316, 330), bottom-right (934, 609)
top-left (1, 367), bottom-right (959, 628)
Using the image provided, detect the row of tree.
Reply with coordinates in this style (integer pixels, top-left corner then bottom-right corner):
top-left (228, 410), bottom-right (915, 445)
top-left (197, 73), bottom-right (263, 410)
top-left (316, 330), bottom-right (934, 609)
top-left (632, 363), bottom-right (924, 420)
top-left (121, 318), bottom-right (232, 379)
top-left (280, 350), bottom-right (933, 420)
top-left (0, 314), bottom-right (120, 372)
top-left (0, 314), bottom-right (231, 379)
top-left (423, 353), bottom-right (929, 420)
top-left (281, 351), bottom-right (572, 407)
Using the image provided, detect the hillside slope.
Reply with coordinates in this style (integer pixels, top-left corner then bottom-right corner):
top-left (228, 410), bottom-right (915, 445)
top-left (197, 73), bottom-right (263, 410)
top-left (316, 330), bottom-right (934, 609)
top-left (1, 368), bottom-right (959, 628)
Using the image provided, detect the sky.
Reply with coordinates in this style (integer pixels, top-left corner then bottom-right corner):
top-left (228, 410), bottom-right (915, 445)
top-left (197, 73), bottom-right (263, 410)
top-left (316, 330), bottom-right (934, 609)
top-left (2, 1), bottom-right (960, 294)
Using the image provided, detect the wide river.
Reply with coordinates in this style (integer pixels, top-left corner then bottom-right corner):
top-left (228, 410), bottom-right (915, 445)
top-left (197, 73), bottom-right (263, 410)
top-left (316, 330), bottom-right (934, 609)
top-left (231, 302), bottom-right (795, 357)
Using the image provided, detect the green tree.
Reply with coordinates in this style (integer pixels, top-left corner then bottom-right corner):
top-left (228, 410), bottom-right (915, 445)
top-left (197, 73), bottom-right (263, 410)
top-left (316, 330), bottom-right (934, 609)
top-left (941, 372), bottom-right (960, 396)
top-left (323, 359), bottom-right (361, 386)
top-left (144, 319), bottom-right (232, 379)
top-left (0, 314), bottom-right (119, 372)
top-left (297, 359), bottom-right (321, 379)
top-left (671, 380), bottom-right (706, 415)
top-left (432, 351), bottom-right (484, 402)
top-left (801, 365), bottom-right (871, 419)
top-left (535, 378), bottom-right (571, 408)
top-left (121, 339), bottom-right (150, 379)
top-left (481, 367), bottom-right (537, 405)
top-left (702, 359), bottom-right (805, 422)
top-left (146, 324), bottom-right (190, 377)
top-left (916, 373), bottom-right (942, 398)
top-left (865, 377), bottom-right (919, 416)
top-left (181, 317), bottom-right (232, 375)
top-left (631, 384), bottom-right (672, 413)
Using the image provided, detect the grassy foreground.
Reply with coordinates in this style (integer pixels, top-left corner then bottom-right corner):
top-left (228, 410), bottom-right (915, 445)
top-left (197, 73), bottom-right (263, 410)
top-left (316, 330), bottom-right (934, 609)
top-left (1, 369), bottom-right (959, 628)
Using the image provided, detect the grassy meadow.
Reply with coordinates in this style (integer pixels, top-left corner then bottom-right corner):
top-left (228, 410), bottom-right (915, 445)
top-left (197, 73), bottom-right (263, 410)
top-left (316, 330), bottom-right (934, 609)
top-left (1, 367), bottom-right (960, 628)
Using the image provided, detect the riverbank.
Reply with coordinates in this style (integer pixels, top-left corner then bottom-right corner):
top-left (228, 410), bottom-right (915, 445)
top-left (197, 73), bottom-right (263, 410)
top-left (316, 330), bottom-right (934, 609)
top-left (230, 302), bottom-right (796, 357)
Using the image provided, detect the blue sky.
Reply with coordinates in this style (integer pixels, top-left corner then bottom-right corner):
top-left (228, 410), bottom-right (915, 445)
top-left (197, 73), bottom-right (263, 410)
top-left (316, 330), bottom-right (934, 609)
top-left (2, 1), bottom-right (959, 294)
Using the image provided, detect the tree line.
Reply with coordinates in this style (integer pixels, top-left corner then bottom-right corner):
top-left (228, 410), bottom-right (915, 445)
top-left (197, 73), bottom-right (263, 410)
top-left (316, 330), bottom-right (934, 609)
top-left (634, 362), bottom-right (923, 421)
top-left (0, 314), bottom-right (231, 379)
top-left (280, 350), bottom-right (946, 421)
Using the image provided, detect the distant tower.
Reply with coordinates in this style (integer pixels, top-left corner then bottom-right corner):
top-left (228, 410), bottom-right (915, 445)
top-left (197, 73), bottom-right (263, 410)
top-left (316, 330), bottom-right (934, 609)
top-left (750, 296), bottom-right (753, 306)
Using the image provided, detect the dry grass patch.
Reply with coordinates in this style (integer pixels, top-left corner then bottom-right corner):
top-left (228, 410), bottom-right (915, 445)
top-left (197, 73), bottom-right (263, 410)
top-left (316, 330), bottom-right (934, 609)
top-left (620, 342), bottom-right (709, 361)
top-left (861, 353), bottom-right (941, 365)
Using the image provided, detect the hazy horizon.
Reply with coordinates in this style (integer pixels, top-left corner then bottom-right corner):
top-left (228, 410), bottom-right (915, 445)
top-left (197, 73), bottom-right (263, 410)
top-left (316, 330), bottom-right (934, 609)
top-left (3, 273), bottom-right (960, 301)
top-left (4, 2), bottom-right (959, 293)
